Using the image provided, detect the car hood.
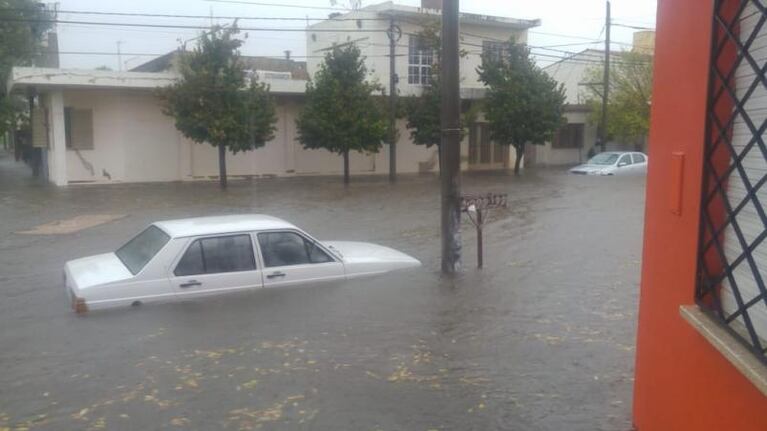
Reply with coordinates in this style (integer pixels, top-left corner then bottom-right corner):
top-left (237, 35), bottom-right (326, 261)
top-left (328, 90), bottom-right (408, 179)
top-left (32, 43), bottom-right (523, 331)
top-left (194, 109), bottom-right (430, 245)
top-left (65, 252), bottom-right (133, 290)
top-left (323, 241), bottom-right (421, 276)
top-left (570, 164), bottom-right (612, 174)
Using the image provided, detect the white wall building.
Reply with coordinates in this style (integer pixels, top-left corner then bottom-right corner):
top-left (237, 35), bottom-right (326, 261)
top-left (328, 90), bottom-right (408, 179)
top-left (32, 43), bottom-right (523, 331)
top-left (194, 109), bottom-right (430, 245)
top-left (307, 1), bottom-right (538, 96)
top-left (532, 31), bottom-right (656, 167)
top-left (8, 1), bottom-right (541, 186)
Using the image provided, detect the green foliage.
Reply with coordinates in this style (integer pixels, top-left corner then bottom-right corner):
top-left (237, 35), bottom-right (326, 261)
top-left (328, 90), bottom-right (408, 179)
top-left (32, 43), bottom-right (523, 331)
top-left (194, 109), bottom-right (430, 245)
top-left (585, 50), bottom-right (653, 142)
top-left (159, 26), bottom-right (277, 187)
top-left (477, 41), bottom-right (566, 174)
top-left (296, 44), bottom-right (386, 181)
top-left (0, 0), bottom-right (53, 135)
top-left (403, 22), bottom-right (468, 149)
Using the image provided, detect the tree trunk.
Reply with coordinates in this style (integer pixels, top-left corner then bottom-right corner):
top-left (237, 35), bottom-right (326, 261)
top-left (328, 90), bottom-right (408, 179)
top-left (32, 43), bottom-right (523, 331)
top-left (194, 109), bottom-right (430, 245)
top-left (437, 144), bottom-right (442, 176)
top-left (218, 144), bottom-right (228, 189)
top-left (513, 144), bottom-right (524, 176)
top-left (343, 149), bottom-right (350, 185)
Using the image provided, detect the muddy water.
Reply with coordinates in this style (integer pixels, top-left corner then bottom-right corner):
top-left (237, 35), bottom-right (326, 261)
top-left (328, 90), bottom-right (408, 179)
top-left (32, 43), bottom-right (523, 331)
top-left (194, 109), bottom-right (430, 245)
top-left (0, 155), bottom-right (644, 431)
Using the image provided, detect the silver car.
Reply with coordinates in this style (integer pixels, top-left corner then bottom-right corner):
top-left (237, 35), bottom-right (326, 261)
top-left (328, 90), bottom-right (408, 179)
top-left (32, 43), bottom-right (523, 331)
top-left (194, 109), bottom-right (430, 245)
top-left (569, 151), bottom-right (648, 176)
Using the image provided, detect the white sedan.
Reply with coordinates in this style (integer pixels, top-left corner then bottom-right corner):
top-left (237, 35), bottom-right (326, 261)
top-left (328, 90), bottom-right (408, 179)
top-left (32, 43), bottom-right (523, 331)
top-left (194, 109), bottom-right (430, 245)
top-left (64, 215), bottom-right (421, 313)
top-left (569, 151), bottom-right (648, 176)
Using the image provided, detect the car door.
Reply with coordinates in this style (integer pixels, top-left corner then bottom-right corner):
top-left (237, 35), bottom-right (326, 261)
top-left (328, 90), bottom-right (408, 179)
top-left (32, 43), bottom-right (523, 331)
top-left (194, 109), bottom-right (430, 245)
top-left (168, 233), bottom-right (263, 299)
top-left (257, 230), bottom-right (345, 288)
top-left (632, 153), bottom-right (648, 174)
top-left (615, 153), bottom-right (633, 175)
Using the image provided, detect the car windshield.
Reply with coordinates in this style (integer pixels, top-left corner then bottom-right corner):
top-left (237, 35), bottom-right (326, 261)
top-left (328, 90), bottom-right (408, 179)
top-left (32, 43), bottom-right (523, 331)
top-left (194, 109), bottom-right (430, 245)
top-left (588, 153), bottom-right (620, 165)
top-left (115, 225), bottom-right (170, 275)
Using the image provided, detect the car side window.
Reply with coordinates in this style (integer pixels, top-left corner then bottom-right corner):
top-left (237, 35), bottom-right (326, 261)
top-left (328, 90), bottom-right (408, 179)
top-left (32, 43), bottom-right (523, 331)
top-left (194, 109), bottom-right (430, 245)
top-left (632, 153), bottom-right (646, 164)
top-left (174, 234), bottom-right (256, 276)
top-left (619, 154), bottom-right (633, 166)
top-left (258, 231), bottom-right (334, 267)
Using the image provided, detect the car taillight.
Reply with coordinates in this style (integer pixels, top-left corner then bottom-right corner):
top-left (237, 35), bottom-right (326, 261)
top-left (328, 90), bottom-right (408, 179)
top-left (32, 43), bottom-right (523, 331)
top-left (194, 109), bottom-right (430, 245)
top-left (72, 296), bottom-right (88, 314)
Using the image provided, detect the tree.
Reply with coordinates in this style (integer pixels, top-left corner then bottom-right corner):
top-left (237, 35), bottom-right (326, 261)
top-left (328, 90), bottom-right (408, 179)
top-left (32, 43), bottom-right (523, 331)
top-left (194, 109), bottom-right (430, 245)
top-left (478, 41), bottom-right (566, 175)
top-left (403, 23), bottom-right (472, 163)
top-left (585, 50), bottom-right (653, 145)
top-left (159, 26), bottom-right (277, 189)
top-left (0, 1), bottom-right (53, 136)
top-left (296, 44), bottom-right (387, 184)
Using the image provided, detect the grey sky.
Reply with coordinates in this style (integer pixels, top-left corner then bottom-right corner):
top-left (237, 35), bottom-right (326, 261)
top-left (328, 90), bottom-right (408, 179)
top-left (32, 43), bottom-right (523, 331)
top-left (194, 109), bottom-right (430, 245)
top-left (53, 0), bottom-right (657, 70)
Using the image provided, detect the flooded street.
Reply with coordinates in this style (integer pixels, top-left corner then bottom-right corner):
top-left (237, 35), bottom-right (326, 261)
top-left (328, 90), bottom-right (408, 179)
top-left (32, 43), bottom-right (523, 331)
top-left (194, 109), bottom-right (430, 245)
top-left (0, 155), bottom-right (644, 431)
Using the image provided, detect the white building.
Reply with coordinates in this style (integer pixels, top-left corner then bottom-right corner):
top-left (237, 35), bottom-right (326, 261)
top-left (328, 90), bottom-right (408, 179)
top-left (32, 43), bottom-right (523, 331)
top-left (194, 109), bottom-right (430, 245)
top-left (531, 31), bottom-right (656, 167)
top-left (8, 1), bottom-right (540, 186)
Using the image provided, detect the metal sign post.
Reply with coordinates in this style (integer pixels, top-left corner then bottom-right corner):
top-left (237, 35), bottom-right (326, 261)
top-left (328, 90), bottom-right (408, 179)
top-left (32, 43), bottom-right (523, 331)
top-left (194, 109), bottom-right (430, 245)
top-left (460, 193), bottom-right (508, 268)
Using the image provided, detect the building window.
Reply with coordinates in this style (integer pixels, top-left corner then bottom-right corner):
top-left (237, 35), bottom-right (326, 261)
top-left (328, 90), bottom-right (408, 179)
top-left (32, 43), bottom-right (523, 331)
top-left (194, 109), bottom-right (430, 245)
top-left (482, 40), bottom-right (509, 64)
top-left (696, 0), bottom-right (767, 365)
top-left (64, 108), bottom-right (94, 150)
top-left (552, 123), bottom-right (584, 149)
top-left (408, 36), bottom-right (433, 85)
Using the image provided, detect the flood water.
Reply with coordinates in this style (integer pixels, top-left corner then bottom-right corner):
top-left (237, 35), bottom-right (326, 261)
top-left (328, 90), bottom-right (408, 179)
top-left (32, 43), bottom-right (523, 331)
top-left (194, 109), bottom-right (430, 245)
top-left (0, 154), bottom-right (644, 430)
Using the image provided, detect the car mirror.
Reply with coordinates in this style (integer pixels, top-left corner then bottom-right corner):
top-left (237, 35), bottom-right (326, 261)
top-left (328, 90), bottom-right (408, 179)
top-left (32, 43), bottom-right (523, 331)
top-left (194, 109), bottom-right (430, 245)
top-left (618, 162), bottom-right (628, 167)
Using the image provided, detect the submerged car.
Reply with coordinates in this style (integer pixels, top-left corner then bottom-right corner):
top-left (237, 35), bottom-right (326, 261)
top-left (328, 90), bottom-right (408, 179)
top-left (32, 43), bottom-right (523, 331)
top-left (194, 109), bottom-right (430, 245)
top-left (569, 151), bottom-right (648, 176)
top-left (64, 215), bottom-right (421, 313)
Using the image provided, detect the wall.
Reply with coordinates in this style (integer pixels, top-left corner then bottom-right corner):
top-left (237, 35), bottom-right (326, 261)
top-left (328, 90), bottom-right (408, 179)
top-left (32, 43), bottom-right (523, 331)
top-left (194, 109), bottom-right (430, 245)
top-left (62, 89), bottom-right (190, 183)
top-left (306, 9), bottom-right (526, 97)
top-left (543, 50), bottom-right (603, 105)
top-left (52, 88), bottom-right (448, 184)
top-left (534, 110), bottom-right (597, 166)
top-left (632, 0), bottom-right (767, 430)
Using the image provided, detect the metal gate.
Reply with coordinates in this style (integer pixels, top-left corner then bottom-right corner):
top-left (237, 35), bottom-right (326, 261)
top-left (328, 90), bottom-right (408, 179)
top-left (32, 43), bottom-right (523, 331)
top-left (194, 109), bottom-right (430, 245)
top-left (696, 0), bottom-right (767, 364)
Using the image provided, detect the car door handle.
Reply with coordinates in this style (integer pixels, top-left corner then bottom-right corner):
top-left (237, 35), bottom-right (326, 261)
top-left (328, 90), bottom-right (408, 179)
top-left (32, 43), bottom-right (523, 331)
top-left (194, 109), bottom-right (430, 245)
top-left (179, 280), bottom-right (202, 288)
top-left (267, 271), bottom-right (286, 279)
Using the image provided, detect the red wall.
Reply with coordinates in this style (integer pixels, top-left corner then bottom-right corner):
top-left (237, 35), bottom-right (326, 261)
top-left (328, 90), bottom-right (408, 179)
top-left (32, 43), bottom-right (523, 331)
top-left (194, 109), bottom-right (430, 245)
top-left (633, 0), bottom-right (767, 429)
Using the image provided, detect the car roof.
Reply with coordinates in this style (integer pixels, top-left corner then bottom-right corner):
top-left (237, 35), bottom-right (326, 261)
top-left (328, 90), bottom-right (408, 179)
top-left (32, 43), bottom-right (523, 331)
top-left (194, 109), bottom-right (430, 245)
top-left (153, 214), bottom-right (298, 238)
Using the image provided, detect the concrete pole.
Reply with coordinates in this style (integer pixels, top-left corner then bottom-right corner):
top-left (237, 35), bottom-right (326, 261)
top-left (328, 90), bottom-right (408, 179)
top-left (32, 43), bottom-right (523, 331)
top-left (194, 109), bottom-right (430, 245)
top-left (48, 91), bottom-right (67, 186)
top-left (440, 0), bottom-right (462, 273)
top-left (388, 18), bottom-right (398, 182)
top-left (600, 0), bottom-right (611, 152)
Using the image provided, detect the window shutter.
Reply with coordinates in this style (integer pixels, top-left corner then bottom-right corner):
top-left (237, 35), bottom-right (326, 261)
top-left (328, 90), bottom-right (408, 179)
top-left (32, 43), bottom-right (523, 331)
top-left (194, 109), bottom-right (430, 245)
top-left (719, 1), bottom-right (767, 348)
top-left (67, 109), bottom-right (94, 150)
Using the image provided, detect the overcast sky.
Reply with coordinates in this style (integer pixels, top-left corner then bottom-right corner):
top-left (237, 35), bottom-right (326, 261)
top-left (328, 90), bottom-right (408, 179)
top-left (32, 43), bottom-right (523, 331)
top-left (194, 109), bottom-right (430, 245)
top-left (53, 0), bottom-right (658, 70)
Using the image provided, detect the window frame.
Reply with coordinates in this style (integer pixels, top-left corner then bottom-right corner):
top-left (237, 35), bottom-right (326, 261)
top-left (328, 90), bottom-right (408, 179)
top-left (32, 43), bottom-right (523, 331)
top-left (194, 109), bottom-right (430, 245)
top-left (618, 154), bottom-right (633, 166)
top-left (64, 107), bottom-right (94, 150)
top-left (408, 35), bottom-right (433, 86)
top-left (552, 123), bottom-right (585, 149)
top-left (481, 40), bottom-right (509, 64)
top-left (172, 233), bottom-right (258, 277)
top-left (255, 229), bottom-right (339, 268)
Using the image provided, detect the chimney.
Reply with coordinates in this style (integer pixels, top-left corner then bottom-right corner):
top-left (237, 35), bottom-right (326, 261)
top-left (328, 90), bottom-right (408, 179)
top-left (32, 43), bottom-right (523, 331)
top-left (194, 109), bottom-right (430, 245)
top-left (421, 0), bottom-right (441, 11)
top-left (284, 50), bottom-right (291, 61)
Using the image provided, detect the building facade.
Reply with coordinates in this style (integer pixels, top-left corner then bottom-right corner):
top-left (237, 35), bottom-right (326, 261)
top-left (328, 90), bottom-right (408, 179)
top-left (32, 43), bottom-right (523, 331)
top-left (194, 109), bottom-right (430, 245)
top-left (534, 33), bottom-right (655, 167)
top-left (9, 1), bottom-right (540, 186)
top-left (633, 0), bottom-right (767, 429)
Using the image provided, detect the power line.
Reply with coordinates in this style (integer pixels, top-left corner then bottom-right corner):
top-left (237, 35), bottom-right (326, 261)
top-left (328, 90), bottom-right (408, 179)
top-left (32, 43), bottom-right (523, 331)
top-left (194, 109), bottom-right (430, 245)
top-left (611, 22), bottom-right (654, 31)
top-left (53, 50), bottom-right (404, 59)
top-left (529, 30), bottom-right (603, 41)
top-left (204, 0), bottom-right (351, 11)
top-left (0, 17), bottom-right (384, 32)
top-left (40, 8), bottom-right (389, 21)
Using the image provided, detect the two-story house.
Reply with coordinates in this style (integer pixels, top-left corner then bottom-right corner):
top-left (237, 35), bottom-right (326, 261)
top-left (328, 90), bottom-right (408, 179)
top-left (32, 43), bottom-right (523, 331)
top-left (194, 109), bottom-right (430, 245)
top-left (307, 0), bottom-right (540, 172)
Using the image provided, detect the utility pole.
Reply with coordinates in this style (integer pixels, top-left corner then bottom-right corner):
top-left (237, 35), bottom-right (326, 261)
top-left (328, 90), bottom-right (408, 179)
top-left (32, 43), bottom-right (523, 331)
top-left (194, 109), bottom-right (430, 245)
top-left (600, 0), bottom-right (611, 152)
top-left (387, 18), bottom-right (400, 182)
top-left (116, 40), bottom-right (124, 72)
top-left (440, 0), bottom-right (462, 274)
